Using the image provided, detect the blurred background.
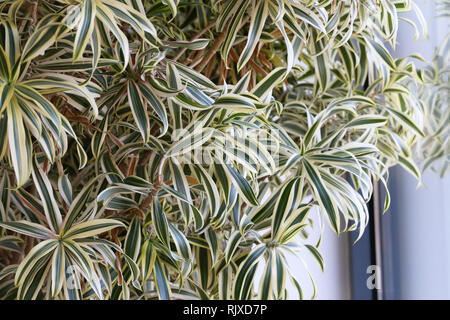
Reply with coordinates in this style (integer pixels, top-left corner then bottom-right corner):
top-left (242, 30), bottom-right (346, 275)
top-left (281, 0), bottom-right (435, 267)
top-left (286, 0), bottom-right (450, 300)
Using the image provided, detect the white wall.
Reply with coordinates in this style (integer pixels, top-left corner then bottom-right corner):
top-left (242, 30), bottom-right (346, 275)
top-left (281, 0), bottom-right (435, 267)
top-left (284, 209), bottom-right (352, 300)
top-left (384, 0), bottom-right (450, 299)
top-left (386, 168), bottom-right (450, 299)
top-left (283, 0), bottom-right (450, 300)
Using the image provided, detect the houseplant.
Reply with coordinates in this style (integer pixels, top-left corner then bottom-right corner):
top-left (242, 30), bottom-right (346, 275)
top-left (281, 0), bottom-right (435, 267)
top-left (0, 0), bottom-right (446, 300)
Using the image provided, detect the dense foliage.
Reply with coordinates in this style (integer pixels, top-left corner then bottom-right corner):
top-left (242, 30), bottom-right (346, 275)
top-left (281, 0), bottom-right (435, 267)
top-left (0, 0), bottom-right (447, 300)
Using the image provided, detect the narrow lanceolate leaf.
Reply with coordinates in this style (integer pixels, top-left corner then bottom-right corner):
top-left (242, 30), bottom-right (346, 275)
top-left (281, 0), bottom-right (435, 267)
top-left (138, 82), bottom-right (168, 136)
top-left (58, 174), bottom-right (73, 206)
top-left (15, 239), bottom-right (58, 286)
top-left (258, 250), bottom-right (274, 299)
top-left (0, 169), bottom-right (10, 221)
top-left (152, 198), bottom-right (170, 247)
top-left (123, 253), bottom-right (140, 282)
top-left (225, 230), bottom-right (242, 263)
top-left (273, 249), bottom-right (287, 298)
top-left (291, 2), bottom-right (326, 32)
top-left (165, 38), bottom-right (209, 50)
top-left (168, 223), bottom-right (192, 261)
top-left (170, 62), bottom-right (217, 90)
top-left (385, 106), bottom-right (425, 137)
top-left (153, 257), bottom-right (171, 300)
top-left (0, 45), bottom-right (11, 79)
top-left (1, 19), bottom-right (20, 66)
top-left (128, 81), bottom-right (150, 142)
top-left (192, 164), bottom-right (220, 218)
top-left (328, 95), bottom-right (376, 109)
top-left (219, 266), bottom-right (233, 300)
top-left (233, 244), bottom-right (266, 299)
top-left (0, 236), bottom-right (22, 253)
top-left (398, 155), bottom-right (421, 180)
top-left (366, 37), bottom-right (396, 70)
top-left (50, 244), bottom-right (65, 297)
top-left (220, 0), bottom-right (250, 64)
top-left (121, 175), bottom-right (153, 190)
top-left (73, 0), bottom-right (96, 61)
top-left (0, 109), bottom-right (8, 159)
top-left (35, 58), bottom-right (117, 72)
top-left (224, 164), bottom-right (259, 206)
top-left (91, 113), bottom-right (108, 159)
top-left (205, 228), bottom-right (219, 265)
top-left (213, 94), bottom-right (256, 112)
top-left (140, 240), bottom-right (157, 281)
top-left (124, 217), bottom-right (141, 261)
top-left (95, 2), bottom-right (130, 68)
top-left (62, 178), bottom-right (98, 231)
top-left (345, 115), bottom-right (387, 129)
top-left (237, 0), bottom-right (268, 71)
top-left (305, 245), bottom-right (324, 272)
top-left (62, 219), bottom-right (124, 240)
top-left (63, 240), bottom-right (94, 280)
top-left (166, 127), bottom-right (214, 158)
top-left (0, 221), bottom-right (55, 239)
top-left (24, 74), bottom-right (99, 119)
top-left (97, 187), bottom-right (134, 204)
top-left (312, 33), bottom-right (329, 92)
top-left (7, 102), bottom-right (32, 187)
top-left (168, 160), bottom-right (194, 228)
top-left (271, 178), bottom-right (302, 239)
top-left (32, 158), bottom-right (62, 233)
top-left (21, 14), bottom-right (59, 62)
top-left (303, 160), bottom-right (339, 234)
top-left (251, 67), bottom-right (287, 99)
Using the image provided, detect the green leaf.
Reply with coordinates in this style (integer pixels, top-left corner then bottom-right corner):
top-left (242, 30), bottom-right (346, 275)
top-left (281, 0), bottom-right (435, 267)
top-left (271, 178), bottom-right (302, 239)
top-left (0, 221), bottom-right (55, 240)
top-left (31, 158), bottom-right (62, 233)
top-left (398, 155), bottom-right (421, 180)
top-left (305, 245), bottom-right (324, 272)
top-left (50, 244), bottom-right (65, 297)
top-left (166, 127), bottom-right (214, 158)
top-left (223, 164), bottom-right (259, 207)
top-left (0, 45), bottom-right (11, 79)
top-left (233, 244), bottom-right (265, 299)
top-left (237, 0), bottom-right (268, 71)
top-left (138, 82), bottom-right (168, 137)
top-left (385, 106), bottom-right (425, 137)
top-left (140, 240), bottom-right (156, 281)
top-left (15, 239), bottom-right (58, 287)
top-left (153, 257), bottom-right (171, 300)
top-left (62, 219), bottom-right (124, 240)
top-left (62, 178), bottom-right (98, 231)
top-left (128, 81), bottom-right (150, 142)
top-left (251, 67), bottom-right (286, 99)
top-left (303, 160), bottom-right (339, 234)
top-left (73, 0), bottom-right (96, 61)
top-left (168, 223), bottom-right (192, 261)
top-left (124, 217), bottom-right (141, 261)
top-left (221, 0), bottom-right (250, 65)
top-left (7, 101), bottom-right (32, 187)
top-left (225, 231), bottom-right (242, 263)
top-left (152, 198), bottom-right (170, 247)
top-left (21, 14), bottom-right (59, 62)
top-left (366, 37), bottom-right (396, 70)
